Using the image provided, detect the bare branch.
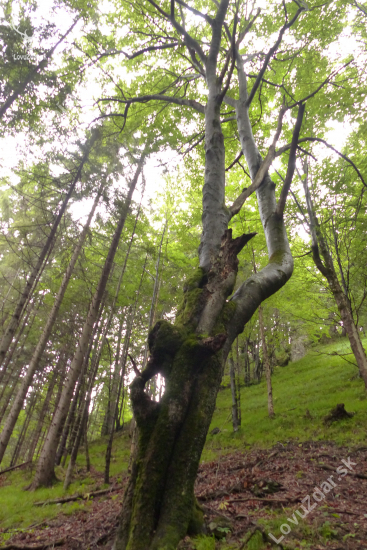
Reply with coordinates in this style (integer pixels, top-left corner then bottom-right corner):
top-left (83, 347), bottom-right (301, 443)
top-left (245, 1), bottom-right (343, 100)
top-left (94, 42), bottom-right (179, 63)
top-left (236, 8), bottom-right (261, 47)
top-left (276, 102), bottom-right (306, 217)
top-left (277, 137), bottom-right (367, 189)
top-left (146, 0), bottom-right (207, 64)
top-left (97, 94), bottom-right (205, 114)
top-left (288, 60), bottom-right (353, 108)
top-left (175, 0), bottom-right (214, 25)
top-left (246, 7), bottom-right (305, 107)
top-left (129, 354), bottom-right (141, 377)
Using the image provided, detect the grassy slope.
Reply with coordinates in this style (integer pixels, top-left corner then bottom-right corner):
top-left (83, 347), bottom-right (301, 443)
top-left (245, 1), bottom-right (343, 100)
top-left (204, 337), bottom-right (367, 462)
top-left (1, 336), bottom-right (366, 542)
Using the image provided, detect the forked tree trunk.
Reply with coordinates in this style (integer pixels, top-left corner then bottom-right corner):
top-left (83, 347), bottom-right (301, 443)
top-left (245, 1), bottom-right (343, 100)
top-left (302, 171), bottom-right (367, 388)
top-left (106, 2), bottom-right (304, 546)
top-left (30, 154), bottom-right (145, 489)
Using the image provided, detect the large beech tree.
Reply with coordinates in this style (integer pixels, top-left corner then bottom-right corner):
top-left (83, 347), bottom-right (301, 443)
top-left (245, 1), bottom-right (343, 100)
top-left (88, 1), bottom-right (356, 549)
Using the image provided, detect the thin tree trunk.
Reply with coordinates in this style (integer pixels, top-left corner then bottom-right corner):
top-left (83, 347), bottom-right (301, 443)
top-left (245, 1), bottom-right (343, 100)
top-left (84, 411), bottom-right (90, 472)
top-left (10, 392), bottom-right (37, 467)
top-left (0, 299), bottom-right (42, 425)
top-left (0, 130), bottom-right (100, 371)
top-left (258, 305), bottom-right (275, 418)
top-left (57, 297), bottom-right (106, 467)
top-left (0, 300), bottom-right (34, 386)
top-left (0, 179), bottom-right (103, 463)
top-left (31, 154), bottom-right (145, 489)
top-left (63, 333), bottom-right (103, 489)
top-left (302, 168), bottom-right (367, 388)
top-left (142, 220), bottom-right (167, 371)
top-left (105, 186), bottom-right (145, 433)
top-left (229, 354), bottom-right (240, 432)
top-left (26, 351), bottom-right (67, 462)
top-left (105, 266), bottom-right (145, 484)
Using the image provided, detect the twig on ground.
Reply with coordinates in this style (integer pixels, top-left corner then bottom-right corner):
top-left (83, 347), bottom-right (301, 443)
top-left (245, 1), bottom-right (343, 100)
top-left (0, 539), bottom-right (65, 550)
top-left (34, 487), bottom-right (116, 506)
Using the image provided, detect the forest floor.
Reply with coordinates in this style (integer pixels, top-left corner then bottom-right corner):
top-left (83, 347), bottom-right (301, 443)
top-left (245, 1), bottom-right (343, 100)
top-left (1, 440), bottom-right (367, 549)
top-left (1, 337), bottom-right (367, 550)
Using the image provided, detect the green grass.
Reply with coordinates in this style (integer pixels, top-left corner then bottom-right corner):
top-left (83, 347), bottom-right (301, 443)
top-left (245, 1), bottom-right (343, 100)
top-left (1, 336), bottom-right (367, 543)
top-left (203, 336), bottom-right (367, 461)
top-left (0, 429), bottom-right (131, 538)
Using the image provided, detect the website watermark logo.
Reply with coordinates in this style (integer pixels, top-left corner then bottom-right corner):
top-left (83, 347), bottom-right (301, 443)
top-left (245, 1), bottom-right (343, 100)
top-left (9, 17), bottom-right (36, 61)
top-left (268, 457), bottom-right (356, 545)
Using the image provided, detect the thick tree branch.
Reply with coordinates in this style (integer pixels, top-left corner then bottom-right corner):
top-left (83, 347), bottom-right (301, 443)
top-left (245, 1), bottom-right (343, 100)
top-left (276, 102), bottom-right (306, 217)
top-left (94, 42), bottom-right (179, 62)
top-left (245, 7), bottom-right (304, 107)
top-left (97, 94), bottom-right (205, 114)
top-left (146, 0), bottom-right (207, 64)
top-left (229, 105), bottom-right (286, 218)
top-left (207, 0), bottom-right (230, 84)
top-left (175, 0), bottom-right (214, 25)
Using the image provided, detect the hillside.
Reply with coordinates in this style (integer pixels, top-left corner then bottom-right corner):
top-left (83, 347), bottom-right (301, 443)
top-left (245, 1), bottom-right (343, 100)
top-left (1, 337), bottom-right (367, 550)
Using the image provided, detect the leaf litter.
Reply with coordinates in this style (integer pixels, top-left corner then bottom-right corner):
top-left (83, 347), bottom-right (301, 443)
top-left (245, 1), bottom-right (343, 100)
top-left (2, 441), bottom-right (367, 549)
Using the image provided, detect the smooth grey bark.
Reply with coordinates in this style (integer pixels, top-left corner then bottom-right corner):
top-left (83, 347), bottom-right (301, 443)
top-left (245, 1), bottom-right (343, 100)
top-left (0, 129), bottom-right (100, 371)
top-left (31, 154), bottom-right (145, 489)
top-left (0, 181), bottom-right (103, 463)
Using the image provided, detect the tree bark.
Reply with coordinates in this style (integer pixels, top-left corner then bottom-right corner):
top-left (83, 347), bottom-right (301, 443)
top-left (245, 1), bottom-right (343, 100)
top-left (258, 305), bottom-right (274, 418)
top-left (113, 8), bottom-right (296, 549)
top-left (302, 170), bottom-right (367, 389)
top-left (229, 354), bottom-right (240, 431)
top-left (30, 154), bottom-right (145, 489)
top-left (26, 351), bottom-right (68, 463)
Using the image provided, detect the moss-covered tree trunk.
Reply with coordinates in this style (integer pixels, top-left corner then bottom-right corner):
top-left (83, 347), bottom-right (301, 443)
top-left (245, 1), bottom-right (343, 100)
top-left (112, 1), bottom-right (307, 548)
